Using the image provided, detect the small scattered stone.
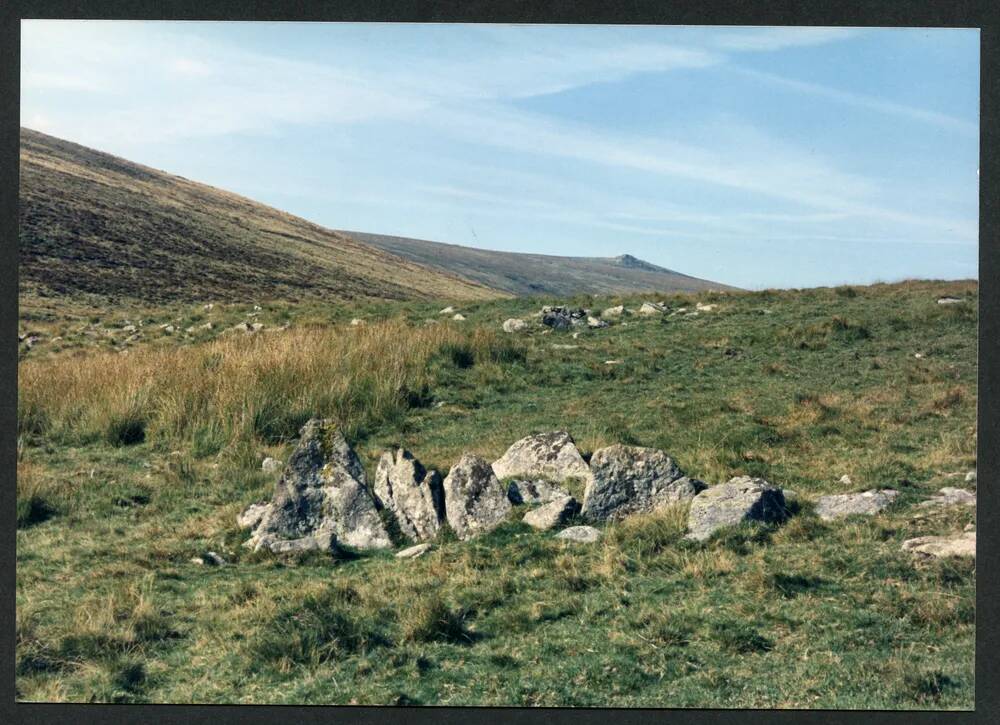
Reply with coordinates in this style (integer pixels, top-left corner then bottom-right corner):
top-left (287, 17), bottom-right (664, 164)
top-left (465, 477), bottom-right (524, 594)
top-left (551, 344), bottom-right (578, 350)
top-left (554, 525), bottom-right (602, 543)
top-left (936, 297), bottom-right (962, 305)
top-left (604, 359), bottom-right (623, 365)
top-left (695, 302), bottom-right (717, 312)
top-left (452, 314), bottom-right (466, 321)
top-left (502, 318), bottom-right (527, 333)
top-left (587, 316), bottom-right (609, 329)
top-left (602, 305), bottom-right (625, 318)
top-left (261, 457), bottom-right (282, 473)
top-left (965, 470), bottom-right (976, 483)
top-left (839, 474), bottom-right (852, 486)
top-left (237, 502), bottom-right (272, 530)
top-left (439, 306), bottom-right (456, 315)
top-left (638, 302), bottom-right (665, 315)
top-left (349, 318), bottom-right (364, 326)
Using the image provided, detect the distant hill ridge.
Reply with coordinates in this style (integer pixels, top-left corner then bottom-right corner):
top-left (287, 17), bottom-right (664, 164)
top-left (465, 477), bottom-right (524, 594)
top-left (338, 231), bottom-right (736, 297)
top-left (19, 127), bottom-right (734, 305)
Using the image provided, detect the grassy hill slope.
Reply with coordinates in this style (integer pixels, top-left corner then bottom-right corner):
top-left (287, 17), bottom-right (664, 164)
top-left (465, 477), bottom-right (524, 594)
top-left (15, 279), bottom-right (977, 707)
top-left (18, 129), bottom-right (499, 306)
top-left (340, 231), bottom-right (737, 296)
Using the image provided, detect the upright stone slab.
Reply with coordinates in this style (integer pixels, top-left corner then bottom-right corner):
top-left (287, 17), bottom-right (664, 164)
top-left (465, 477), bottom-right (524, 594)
top-left (443, 453), bottom-right (512, 540)
top-left (247, 418), bottom-right (391, 553)
top-left (685, 476), bottom-right (787, 541)
top-left (373, 448), bottom-right (444, 541)
top-left (581, 444), bottom-right (705, 521)
top-left (492, 431), bottom-right (591, 485)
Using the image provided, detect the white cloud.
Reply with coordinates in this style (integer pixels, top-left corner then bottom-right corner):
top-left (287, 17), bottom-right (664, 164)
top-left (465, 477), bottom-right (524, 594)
top-left (711, 27), bottom-right (859, 52)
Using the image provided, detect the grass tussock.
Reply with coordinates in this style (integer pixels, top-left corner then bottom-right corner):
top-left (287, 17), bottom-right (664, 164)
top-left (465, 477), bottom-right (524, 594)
top-left (18, 320), bottom-right (525, 452)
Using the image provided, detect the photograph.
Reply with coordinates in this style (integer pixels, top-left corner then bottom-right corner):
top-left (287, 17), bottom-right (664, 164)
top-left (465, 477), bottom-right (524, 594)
top-left (15, 20), bottom-right (978, 708)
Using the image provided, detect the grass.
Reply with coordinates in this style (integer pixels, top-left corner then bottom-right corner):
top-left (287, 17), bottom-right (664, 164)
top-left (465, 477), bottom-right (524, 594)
top-left (15, 278), bottom-right (977, 707)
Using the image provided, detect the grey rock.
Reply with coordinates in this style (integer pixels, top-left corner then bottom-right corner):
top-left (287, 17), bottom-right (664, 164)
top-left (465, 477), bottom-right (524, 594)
top-left (247, 419), bottom-right (391, 553)
top-left (443, 453), bottom-right (512, 540)
top-left (901, 531), bottom-right (975, 559)
top-left (638, 302), bottom-right (665, 315)
top-left (814, 489), bottom-right (898, 521)
top-left (373, 448), bottom-right (444, 541)
top-left (685, 476), bottom-right (787, 541)
top-left (587, 316), bottom-right (609, 329)
top-left (919, 487), bottom-right (976, 508)
top-left (523, 495), bottom-right (579, 530)
top-left (396, 542), bottom-right (433, 559)
top-left (261, 457), bottom-right (283, 473)
top-left (502, 318), bottom-right (528, 333)
top-left (602, 305), bottom-right (625, 318)
top-left (237, 502), bottom-right (272, 530)
top-left (582, 444), bottom-right (704, 521)
top-left (492, 431), bottom-right (591, 485)
top-left (554, 525), bottom-right (602, 543)
top-left (507, 479), bottom-right (571, 505)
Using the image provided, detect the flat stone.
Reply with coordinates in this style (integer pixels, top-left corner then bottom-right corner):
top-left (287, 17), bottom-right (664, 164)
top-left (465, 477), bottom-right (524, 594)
top-left (919, 487), bottom-right (976, 508)
top-left (902, 531), bottom-right (975, 559)
top-left (814, 489), bottom-right (898, 521)
top-left (396, 543), bottom-right (433, 559)
top-left (522, 496), bottom-right (580, 531)
top-left (554, 525), bottom-right (602, 543)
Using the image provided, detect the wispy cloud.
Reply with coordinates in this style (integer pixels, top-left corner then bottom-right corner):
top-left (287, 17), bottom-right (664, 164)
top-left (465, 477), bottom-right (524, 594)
top-left (711, 27), bottom-right (859, 52)
top-left (731, 66), bottom-right (978, 135)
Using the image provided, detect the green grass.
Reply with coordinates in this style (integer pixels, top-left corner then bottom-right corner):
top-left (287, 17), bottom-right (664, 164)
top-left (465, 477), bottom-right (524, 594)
top-left (15, 279), bottom-right (977, 707)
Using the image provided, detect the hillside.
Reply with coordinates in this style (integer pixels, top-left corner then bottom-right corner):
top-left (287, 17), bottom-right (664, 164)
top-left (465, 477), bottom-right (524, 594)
top-left (18, 128), bottom-right (499, 306)
top-left (340, 231), bottom-right (736, 296)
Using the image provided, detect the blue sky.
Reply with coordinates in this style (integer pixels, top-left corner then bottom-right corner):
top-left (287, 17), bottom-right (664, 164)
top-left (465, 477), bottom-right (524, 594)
top-left (20, 22), bottom-right (979, 289)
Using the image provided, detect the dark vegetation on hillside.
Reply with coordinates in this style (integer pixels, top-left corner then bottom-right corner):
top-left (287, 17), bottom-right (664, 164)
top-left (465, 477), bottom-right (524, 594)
top-left (18, 128), bottom-right (497, 306)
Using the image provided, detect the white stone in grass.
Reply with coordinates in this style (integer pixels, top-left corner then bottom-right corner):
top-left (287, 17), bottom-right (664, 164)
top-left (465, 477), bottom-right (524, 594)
top-left (261, 457), bottom-right (282, 473)
top-left (396, 543), bottom-right (433, 559)
top-left (554, 525), bottom-right (602, 543)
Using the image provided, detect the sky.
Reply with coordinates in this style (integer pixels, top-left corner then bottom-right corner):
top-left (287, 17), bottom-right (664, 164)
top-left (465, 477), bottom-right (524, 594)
top-left (20, 21), bottom-right (979, 289)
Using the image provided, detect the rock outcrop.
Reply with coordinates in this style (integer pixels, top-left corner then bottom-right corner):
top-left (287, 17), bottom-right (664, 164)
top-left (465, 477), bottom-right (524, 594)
top-left (492, 431), bottom-right (591, 485)
top-left (443, 453), bottom-right (512, 540)
top-left (582, 444), bottom-right (704, 520)
top-left (245, 419), bottom-right (391, 553)
top-left (373, 448), bottom-right (444, 542)
top-left (522, 496), bottom-right (579, 531)
top-left (685, 476), bottom-right (787, 541)
top-left (814, 489), bottom-right (898, 521)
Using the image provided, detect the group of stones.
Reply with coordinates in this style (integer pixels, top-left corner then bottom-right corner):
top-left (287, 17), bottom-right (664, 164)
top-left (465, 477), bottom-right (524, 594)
top-left (238, 420), bottom-right (976, 561)
top-left (499, 300), bottom-right (719, 336)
